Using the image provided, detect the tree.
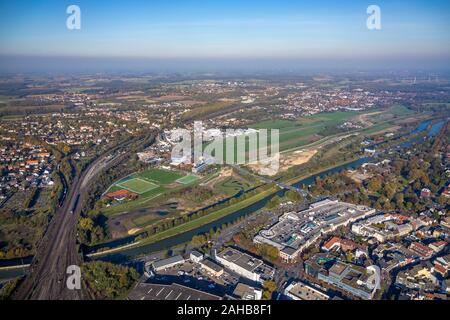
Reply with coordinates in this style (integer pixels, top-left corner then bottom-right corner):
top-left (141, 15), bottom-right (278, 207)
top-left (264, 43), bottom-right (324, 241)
top-left (191, 234), bottom-right (207, 247)
top-left (256, 244), bottom-right (279, 262)
top-left (285, 190), bottom-right (301, 202)
top-left (79, 217), bottom-right (94, 231)
top-left (437, 195), bottom-right (448, 206)
top-left (395, 193), bottom-right (405, 209)
top-left (266, 196), bottom-right (281, 210)
top-left (82, 261), bottom-right (139, 300)
top-left (262, 280), bottom-right (277, 300)
top-left (367, 177), bottom-right (382, 192)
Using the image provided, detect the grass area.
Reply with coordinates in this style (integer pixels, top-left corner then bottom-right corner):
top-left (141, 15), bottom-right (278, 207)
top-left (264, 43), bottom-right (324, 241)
top-left (101, 169), bottom-right (202, 216)
top-left (182, 101), bottom-right (234, 120)
top-left (252, 107), bottom-right (421, 153)
top-left (214, 177), bottom-right (247, 196)
top-left (135, 186), bottom-right (279, 246)
top-left (0, 115), bottom-right (25, 121)
top-left (176, 175), bottom-right (200, 185)
top-left (138, 169), bottom-right (183, 184)
top-left (389, 104), bottom-right (415, 116)
top-left (132, 214), bottom-right (162, 228)
top-left (116, 178), bottom-right (159, 194)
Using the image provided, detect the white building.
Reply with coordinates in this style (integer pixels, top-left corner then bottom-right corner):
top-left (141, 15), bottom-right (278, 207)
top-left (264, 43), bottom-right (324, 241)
top-left (189, 250), bottom-right (204, 263)
top-left (215, 247), bottom-right (274, 283)
top-left (152, 255), bottom-right (185, 272)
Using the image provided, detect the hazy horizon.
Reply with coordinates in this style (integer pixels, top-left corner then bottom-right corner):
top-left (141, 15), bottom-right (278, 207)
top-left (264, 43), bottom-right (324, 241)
top-left (0, 0), bottom-right (449, 73)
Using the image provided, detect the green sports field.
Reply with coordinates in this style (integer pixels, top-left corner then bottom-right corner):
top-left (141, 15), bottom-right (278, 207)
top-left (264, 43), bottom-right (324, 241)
top-left (116, 178), bottom-right (159, 194)
top-left (138, 169), bottom-right (183, 184)
top-left (176, 175), bottom-right (200, 185)
top-left (102, 168), bottom-right (204, 216)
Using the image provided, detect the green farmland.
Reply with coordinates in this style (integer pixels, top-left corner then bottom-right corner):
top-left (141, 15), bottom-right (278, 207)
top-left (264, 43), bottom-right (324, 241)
top-left (251, 110), bottom-right (361, 151)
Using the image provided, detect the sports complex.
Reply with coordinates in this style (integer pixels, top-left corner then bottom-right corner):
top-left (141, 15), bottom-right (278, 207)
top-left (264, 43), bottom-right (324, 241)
top-left (105, 168), bottom-right (200, 204)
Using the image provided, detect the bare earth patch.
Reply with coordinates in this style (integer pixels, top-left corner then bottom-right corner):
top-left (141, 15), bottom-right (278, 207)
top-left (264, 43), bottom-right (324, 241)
top-left (248, 149), bottom-right (318, 175)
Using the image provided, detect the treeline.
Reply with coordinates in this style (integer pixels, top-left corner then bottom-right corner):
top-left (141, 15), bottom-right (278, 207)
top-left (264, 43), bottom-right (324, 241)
top-left (135, 184), bottom-right (274, 241)
top-left (310, 133), bottom-right (450, 215)
top-left (82, 261), bottom-right (139, 300)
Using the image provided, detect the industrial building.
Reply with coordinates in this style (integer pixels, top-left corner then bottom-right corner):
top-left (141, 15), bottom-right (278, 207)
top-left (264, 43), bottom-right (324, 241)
top-left (199, 258), bottom-right (224, 277)
top-left (128, 282), bottom-right (222, 300)
top-left (151, 255), bottom-right (185, 272)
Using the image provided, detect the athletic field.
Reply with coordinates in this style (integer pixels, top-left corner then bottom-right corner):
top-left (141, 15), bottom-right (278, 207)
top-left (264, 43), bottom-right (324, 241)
top-left (116, 178), bottom-right (159, 194)
top-left (176, 175), bottom-right (200, 185)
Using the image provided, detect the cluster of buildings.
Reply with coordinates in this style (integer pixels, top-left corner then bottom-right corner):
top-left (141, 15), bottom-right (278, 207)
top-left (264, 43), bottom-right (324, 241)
top-left (254, 199), bottom-right (376, 262)
top-left (395, 254), bottom-right (450, 300)
top-left (0, 107), bottom-right (160, 151)
top-left (141, 246), bottom-right (275, 301)
top-left (351, 213), bottom-right (427, 243)
top-left (282, 87), bottom-right (401, 116)
top-left (0, 142), bottom-right (54, 197)
top-left (304, 254), bottom-right (380, 300)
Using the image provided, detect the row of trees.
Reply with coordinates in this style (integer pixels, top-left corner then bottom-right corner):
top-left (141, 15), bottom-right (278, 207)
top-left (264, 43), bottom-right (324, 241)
top-left (136, 184), bottom-right (275, 242)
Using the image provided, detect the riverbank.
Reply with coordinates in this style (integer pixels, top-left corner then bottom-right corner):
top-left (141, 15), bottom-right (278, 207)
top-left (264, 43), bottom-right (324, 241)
top-left (89, 185), bottom-right (279, 257)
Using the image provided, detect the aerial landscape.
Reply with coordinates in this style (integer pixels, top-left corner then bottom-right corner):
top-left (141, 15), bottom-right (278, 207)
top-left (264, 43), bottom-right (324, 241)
top-left (0, 0), bottom-right (449, 308)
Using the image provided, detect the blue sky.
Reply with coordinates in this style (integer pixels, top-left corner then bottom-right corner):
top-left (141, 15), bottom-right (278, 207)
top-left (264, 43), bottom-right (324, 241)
top-left (0, 0), bottom-right (449, 71)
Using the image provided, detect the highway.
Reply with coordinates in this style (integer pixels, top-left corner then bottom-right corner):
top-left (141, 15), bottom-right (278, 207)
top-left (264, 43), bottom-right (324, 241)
top-left (13, 135), bottom-right (154, 300)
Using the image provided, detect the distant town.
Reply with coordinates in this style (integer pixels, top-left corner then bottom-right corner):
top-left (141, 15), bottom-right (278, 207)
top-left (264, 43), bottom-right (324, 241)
top-left (0, 72), bottom-right (448, 302)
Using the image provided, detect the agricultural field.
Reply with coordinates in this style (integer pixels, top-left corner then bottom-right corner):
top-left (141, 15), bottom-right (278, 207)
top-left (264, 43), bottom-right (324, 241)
top-left (251, 106), bottom-right (419, 152)
top-left (251, 111), bottom-right (360, 151)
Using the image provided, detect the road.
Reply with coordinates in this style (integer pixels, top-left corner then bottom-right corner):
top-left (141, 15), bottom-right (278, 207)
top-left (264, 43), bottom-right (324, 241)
top-left (229, 163), bottom-right (313, 198)
top-left (13, 135), bottom-right (154, 300)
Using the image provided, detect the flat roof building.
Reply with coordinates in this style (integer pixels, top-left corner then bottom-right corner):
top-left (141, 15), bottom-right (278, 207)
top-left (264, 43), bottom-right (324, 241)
top-left (128, 283), bottom-right (221, 300)
top-left (152, 255), bottom-right (185, 272)
top-left (284, 281), bottom-right (329, 300)
top-left (232, 283), bottom-right (262, 300)
top-left (189, 250), bottom-right (204, 263)
top-left (215, 247), bottom-right (274, 283)
top-left (200, 258), bottom-right (224, 277)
